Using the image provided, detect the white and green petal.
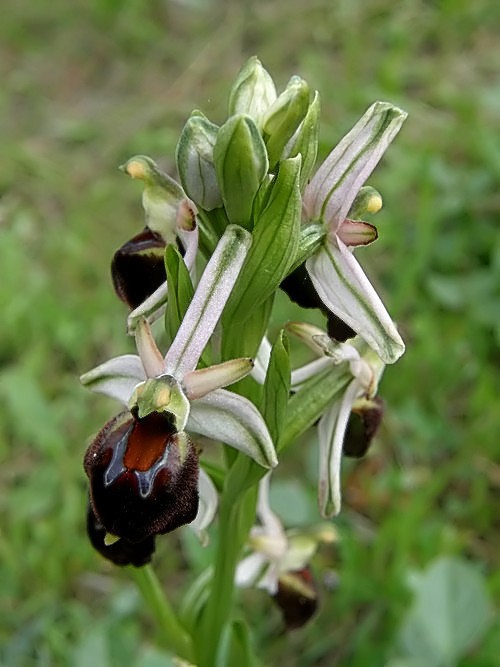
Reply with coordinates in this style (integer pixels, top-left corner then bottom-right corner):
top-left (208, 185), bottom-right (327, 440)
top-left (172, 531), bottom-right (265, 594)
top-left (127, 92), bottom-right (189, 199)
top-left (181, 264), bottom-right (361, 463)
top-left (188, 389), bottom-right (277, 469)
top-left (306, 239), bottom-right (405, 364)
top-left (304, 102), bottom-right (407, 230)
top-left (80, 354), bottom-right (146, 405)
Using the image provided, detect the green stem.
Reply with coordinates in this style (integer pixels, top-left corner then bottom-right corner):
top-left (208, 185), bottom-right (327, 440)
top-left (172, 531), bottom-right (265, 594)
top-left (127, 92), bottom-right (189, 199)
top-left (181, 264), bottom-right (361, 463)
top-left (131, 564), bottom-right (194, 662)
top-left (196, 456), bottom-right (258, 667)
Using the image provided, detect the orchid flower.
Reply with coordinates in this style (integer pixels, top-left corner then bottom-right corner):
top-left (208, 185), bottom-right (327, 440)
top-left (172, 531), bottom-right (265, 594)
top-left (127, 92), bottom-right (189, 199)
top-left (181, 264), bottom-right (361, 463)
top-left (81, 226), bottom-right (276, 546)
top-left (287, 322), bottom-right (385, 517)
top-left (302, 102), bottom-right (407, 364)
top-left (113, 155), bottom-right (199, 333)
top-left (235, 473), bottom-right (337, 595)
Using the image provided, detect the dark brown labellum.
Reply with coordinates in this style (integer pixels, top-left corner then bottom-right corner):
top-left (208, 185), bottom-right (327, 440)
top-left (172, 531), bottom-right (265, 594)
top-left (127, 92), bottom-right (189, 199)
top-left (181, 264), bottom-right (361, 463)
top-left (86, 501), bottom-right (156, 567)
top-left (84, 411), bottom-right (199, 542)
top-left (325, 312), bottom-right (355, 342)
top-left (111, 227), bottom-right (167, 309)
top-left (273, 567), bottom-right (319, 630)
top-left (343, 396), bottom-right (384, 458)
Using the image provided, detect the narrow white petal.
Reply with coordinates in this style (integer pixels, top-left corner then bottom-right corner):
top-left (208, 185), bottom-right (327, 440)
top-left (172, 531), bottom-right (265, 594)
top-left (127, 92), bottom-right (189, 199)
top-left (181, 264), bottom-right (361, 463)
top-left (135, 319), bottom-right (166, 377)
top-left (306, 102), bottom-right (407, 228)
top-left (306, 241), bottom-right (405, 364)
top-left (164, 225), bottom-right (252, 377)
top-left (285, 321), bottom-right (328, 356)
top-left (178, 226), bottom-right (199, 280)
top-left (291, 356), bottom-right (333, 389)
top-left (235, 552), bottom-right (268, 588)
top-left (251, 336), bottom-right (272, 385)
top-left (318, 380), bottom-right (360, 517)
top-left (127, 282), bottom-right (168, 334)
top-left (187, 389), bottom-right (277, 469)
top-left (188, 468), bottom-right (218, 546)
top-left (80, 354), bottom-right (145, 404)
top-left (256, 473), bottom-right (287, 541)
top-left (182, 358), bottom-right (253, 399)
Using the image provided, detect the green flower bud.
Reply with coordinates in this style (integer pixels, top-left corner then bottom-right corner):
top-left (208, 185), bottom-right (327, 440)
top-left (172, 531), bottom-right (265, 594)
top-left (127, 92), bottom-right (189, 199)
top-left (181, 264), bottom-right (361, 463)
top-left (262, 75), bottom-right (310, 169)
top-left (214, 114), bottom-right (268, 228)
top-left (282, 91), bottom-right (321, 190)
top-left (347, 186), bottom-right (383, 220)
top-left (228, 56), bottom-right (277, 128)
top-left (176, 111), bottom-right (222, 211)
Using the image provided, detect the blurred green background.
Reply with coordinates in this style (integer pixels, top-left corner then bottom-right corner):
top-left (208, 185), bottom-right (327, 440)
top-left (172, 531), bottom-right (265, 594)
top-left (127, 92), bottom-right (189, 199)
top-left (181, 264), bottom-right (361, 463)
top-left (1, 1), bottom-right (499, 665)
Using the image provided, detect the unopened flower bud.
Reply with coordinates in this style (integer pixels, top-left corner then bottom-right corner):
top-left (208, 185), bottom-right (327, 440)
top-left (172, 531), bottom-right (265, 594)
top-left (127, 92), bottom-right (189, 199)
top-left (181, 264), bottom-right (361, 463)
top-left (120, 155), bottom-right (192, 244)
top-left (214, 114), bottom-right (268, 228)
top-left (282, 90), bottom-right (321, 189)
top-left (348, 186), bottom-right (383, 220)
top-left (343, 396), bottom-right (384, 458)
top-left (84, 411), bottom-right (199, 542)
top-left (273, 567), bottom-right (319, 630)
top-left (176, 111), bottom-right (222, 211)
top-left (262, 76), bottom-right (310, 168)
top-left (228, 56), bottom-right (277, 127)
top-left (111, 228), bottom-right (167, 309)
top-left (86, 501), bottom-right (156, 567)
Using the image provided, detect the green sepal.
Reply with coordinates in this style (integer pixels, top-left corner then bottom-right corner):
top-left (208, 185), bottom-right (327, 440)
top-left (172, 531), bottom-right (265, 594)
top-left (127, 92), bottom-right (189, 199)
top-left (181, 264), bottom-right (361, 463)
top-left (164, 244), bottom-right (195, 345)
top-left (261, 330), bottom-right (290, 443)
top-left (214, 114), bottom-right (269, 229)
top-left (287, 222), bottom-right (326, 275)
top-left (283, 90), bottom-right (321, 190)
top-left (279, 365), bottom-right (351, 453)
top-left (263, 75), bottom-right (310, 169)
top-left (222, 156), bottom-right (302, 326)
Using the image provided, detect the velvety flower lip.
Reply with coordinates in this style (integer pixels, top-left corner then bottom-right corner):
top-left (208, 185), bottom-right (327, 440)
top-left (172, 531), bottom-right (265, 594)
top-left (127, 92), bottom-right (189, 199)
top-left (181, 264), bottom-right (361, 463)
top-left (235, 474), bottom-right (337, 595)
top-left (302, 102), bottom-right (407, 364)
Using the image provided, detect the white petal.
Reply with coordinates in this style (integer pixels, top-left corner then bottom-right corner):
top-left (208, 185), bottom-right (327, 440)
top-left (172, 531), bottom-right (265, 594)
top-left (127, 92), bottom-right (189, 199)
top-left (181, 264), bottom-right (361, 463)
top-left (306, 102), bottom-right (407, 228)
top-left (291, 356), bottom-right (333, 389)
top-left (318, 380), bottom-right (360, 517)
top-left (80, 354), bottom-right (145, 404)
top-left (285, 321), bottom-right (328, 356)
top-left (187, 389), bottom-right (277, 469)
top-left (182, 358), bottom-right (253, 400)
top-left (306, 241), bottom-right (405, 364)
top-left (251, 336), bottom-right (272, 385)
top-left (178, 226), bottom-right (199, 281)
top-left (127, 282), bottom-right (168, 334)
top-left (235, 552), bottom-right (268, 588)
top-left (256, 473), bottom-right (286, 541)
top-left (281, 534), bottom-right (317, 572)
top-left (135, 319), bottom-right (166, 377)
top-left (189, 468), bottom-right (218, 546)
top-left (164, 225), bottom-right (252, 377)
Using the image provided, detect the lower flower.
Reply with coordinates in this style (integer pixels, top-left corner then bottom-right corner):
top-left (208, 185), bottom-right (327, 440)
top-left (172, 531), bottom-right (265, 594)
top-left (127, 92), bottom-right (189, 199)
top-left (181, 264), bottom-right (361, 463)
top-left (84, 410), bottom-right (199, 543)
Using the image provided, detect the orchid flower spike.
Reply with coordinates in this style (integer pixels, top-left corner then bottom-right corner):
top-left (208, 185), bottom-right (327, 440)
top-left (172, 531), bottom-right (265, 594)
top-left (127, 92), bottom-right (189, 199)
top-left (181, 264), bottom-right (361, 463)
top-left (235, 473), bottom-right (337, 596)
top-left (81, 226), bottom-right (276, 547)
top-left (287, 322), bottom-right (385, 517)
top-left (302, 102), bottom-right (407, 364)
top-left (115, 155), bottom-right (199, 333)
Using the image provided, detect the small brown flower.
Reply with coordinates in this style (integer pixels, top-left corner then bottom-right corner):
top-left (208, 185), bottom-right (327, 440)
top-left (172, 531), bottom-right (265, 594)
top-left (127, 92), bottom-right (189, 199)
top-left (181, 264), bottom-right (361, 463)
top-left (343, 396), bottom-right (384, 458)
top-left (84, 410), bottom-right (199, 543)
top-left (273, 567), bottom-right (319, 630)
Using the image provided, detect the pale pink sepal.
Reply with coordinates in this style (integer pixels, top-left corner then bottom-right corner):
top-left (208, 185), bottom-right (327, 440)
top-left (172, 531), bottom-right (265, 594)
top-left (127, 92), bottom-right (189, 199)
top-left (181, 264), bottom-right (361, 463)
top-left (306, 240), bottom-right (405, 364)
top-left (79, 354), bottom-right (146, 405)
top-left (305, 101), bottom-right (407, 229)
top-left (318, 379), bottom-right (361, 517)
top-left (187, 388), bottom-right (277, 469)
top-left (182, 358), bottom-right (253, 400)
top-left (164, 225), bottom-right (252, 378)
top-left (188, 468), bottom-right (218, 546)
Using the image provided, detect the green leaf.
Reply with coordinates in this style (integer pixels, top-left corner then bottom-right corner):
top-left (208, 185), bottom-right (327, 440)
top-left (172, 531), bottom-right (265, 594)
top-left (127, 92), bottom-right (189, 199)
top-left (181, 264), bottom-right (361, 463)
top-left (397, 556), bottom-right (493, 665)
top-left (280, 365), bottom-right (351, 452)
top-left (164, 244), bottom-right (195, 345)
top-left (260, 330), bottom-right (290, 443)
top-left (218, 619), bottom-right (258, 667)
top-left (222, 156), bottom-right (302, 326)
